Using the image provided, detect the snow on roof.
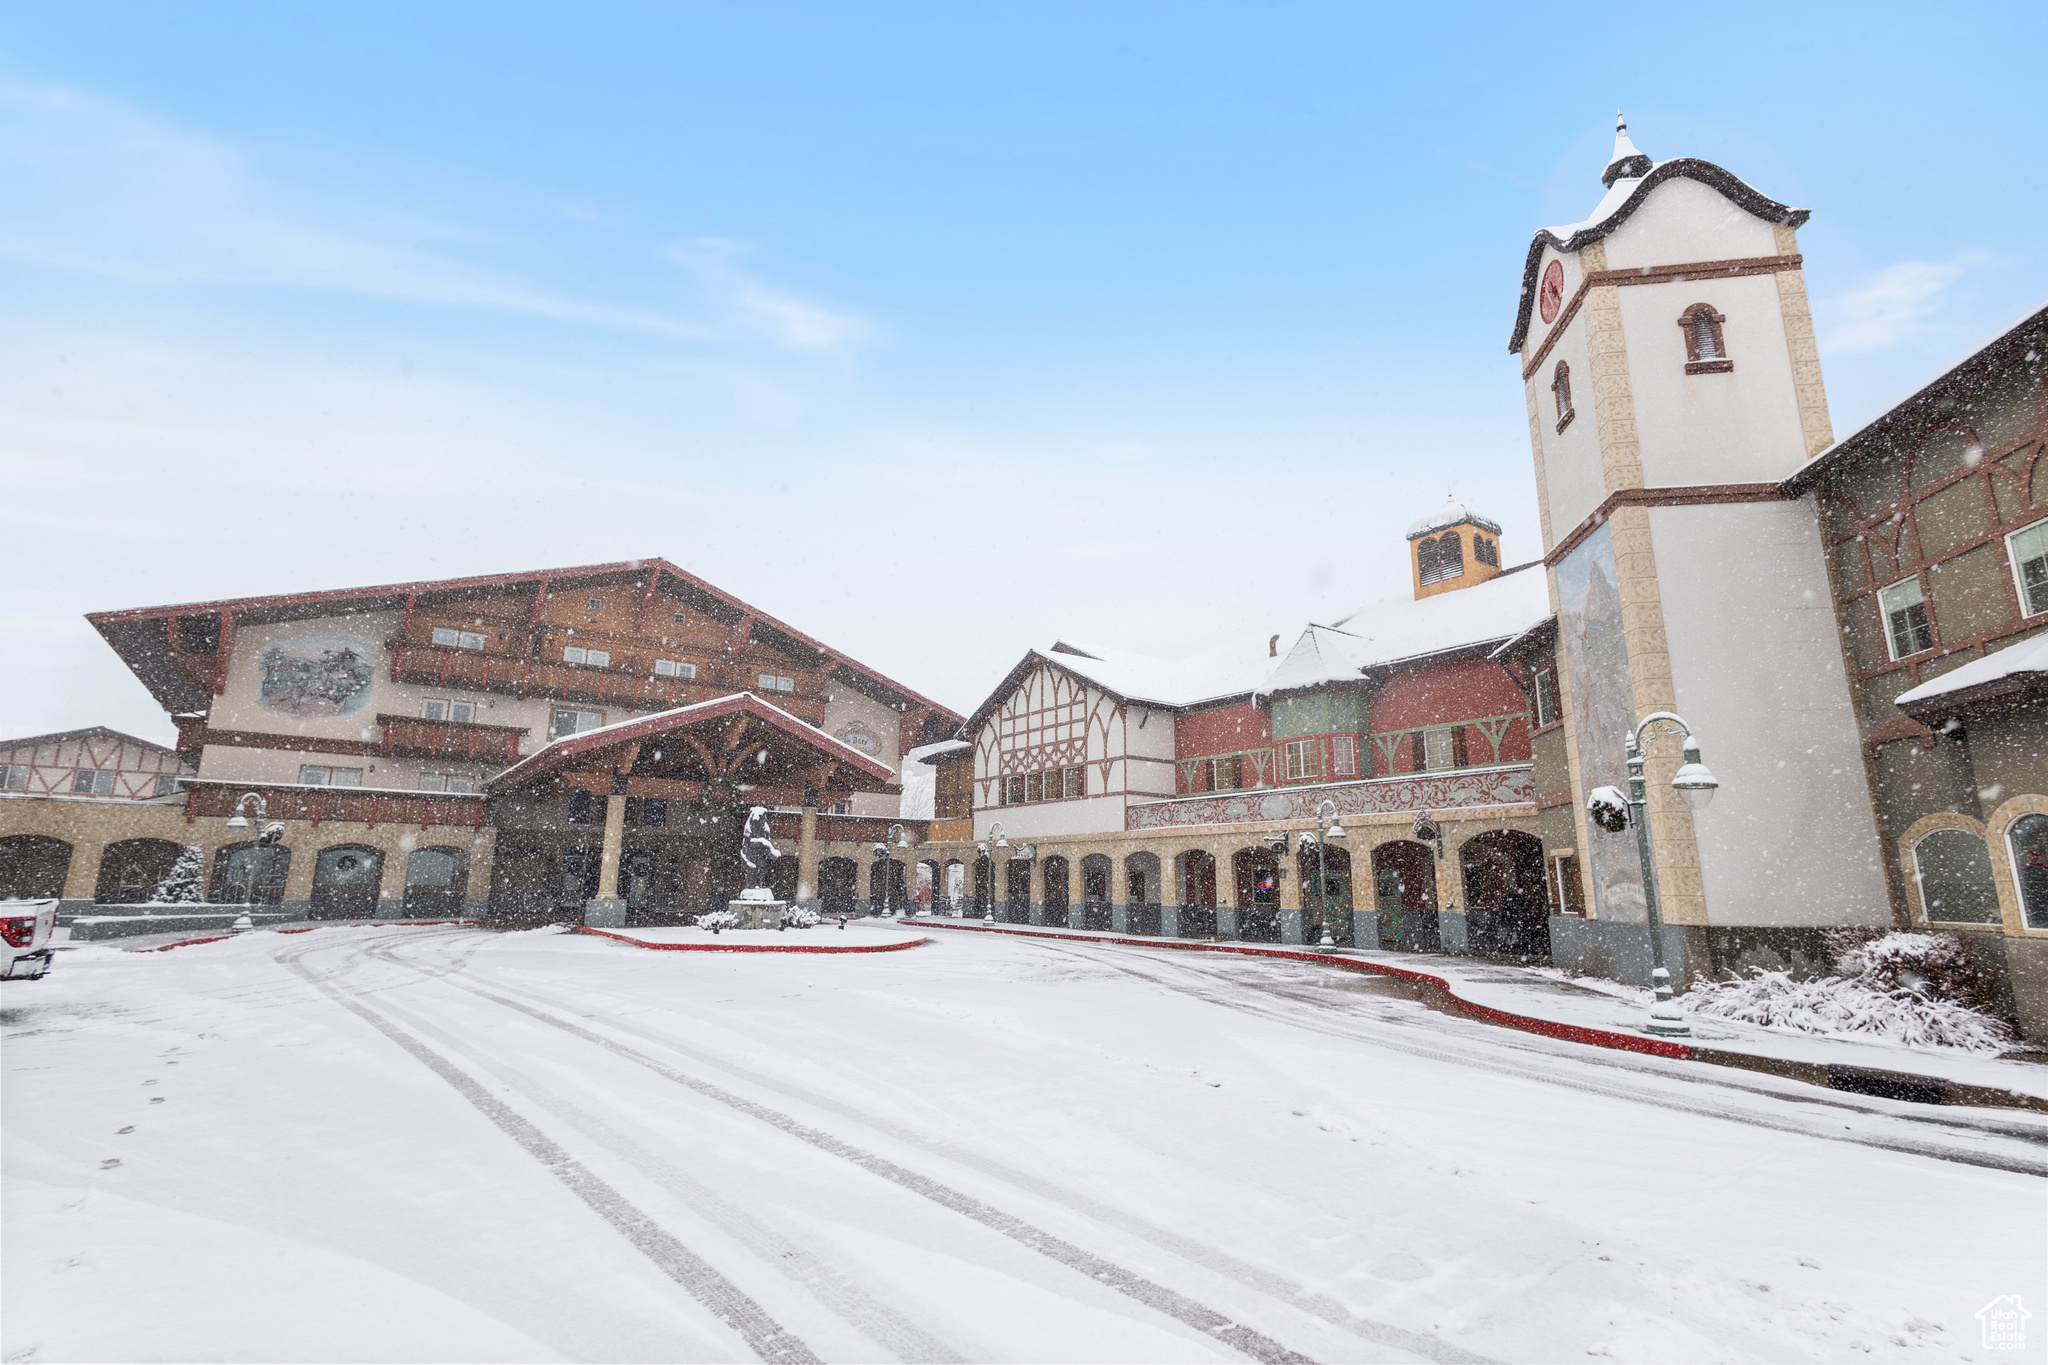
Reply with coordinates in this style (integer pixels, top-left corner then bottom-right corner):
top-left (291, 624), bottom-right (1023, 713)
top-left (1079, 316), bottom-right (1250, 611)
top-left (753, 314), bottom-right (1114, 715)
top-left (1893, 631), bottom-right (2048, 707)
top-left (1406, 498), bottom-right (1503, 540)
top-left (909, 739), bottom-right (972, 764)
top-left (1038, 627), bottom-right (1309, 709)
top-left (1258, 565), bottom-right (1554, 696)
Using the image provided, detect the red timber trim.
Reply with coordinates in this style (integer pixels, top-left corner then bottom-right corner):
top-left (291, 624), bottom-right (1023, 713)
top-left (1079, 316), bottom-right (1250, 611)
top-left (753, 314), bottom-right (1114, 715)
top-left (1521, 253), bottom-right (1804, 381)
top-left (211, 612), bottom-right (234, 696)
top-left (633, 573), bottom-right (660, 633)
top-left (574, 927), bottom-right (929, 955)
top-left (726, 614), bottom-right (756, 661)
top-left (525, 576), bottom-right (552, 638)
top-left (913, 921), bottom-right (1691, 1059)
top-left (1862, 716), bottom-right (1937, 754)
top-left (1545, 483), bottom-right (1788, 566)
top-left (394, 592), bottom-right (417, 679)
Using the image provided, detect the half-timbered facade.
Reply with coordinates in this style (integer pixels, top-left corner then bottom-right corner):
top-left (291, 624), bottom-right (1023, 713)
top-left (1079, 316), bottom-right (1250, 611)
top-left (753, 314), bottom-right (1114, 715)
top-left (0, 727), bottom-right (194, 802)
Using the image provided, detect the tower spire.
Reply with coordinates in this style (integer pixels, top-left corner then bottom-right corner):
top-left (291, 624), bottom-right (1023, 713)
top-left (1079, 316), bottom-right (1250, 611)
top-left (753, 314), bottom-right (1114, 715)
top-left (1602, 110), bottom-right (1654, 187)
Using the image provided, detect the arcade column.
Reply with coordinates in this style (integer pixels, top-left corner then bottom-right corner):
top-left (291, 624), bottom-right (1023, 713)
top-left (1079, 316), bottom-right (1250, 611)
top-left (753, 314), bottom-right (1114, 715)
top-left (585, 779), bottom-right (629, 928)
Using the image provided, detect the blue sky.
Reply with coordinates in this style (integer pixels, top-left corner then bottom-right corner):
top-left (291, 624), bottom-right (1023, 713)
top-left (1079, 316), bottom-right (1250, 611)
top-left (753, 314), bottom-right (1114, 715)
top-left (4, 2), bottom-right (2044, 741)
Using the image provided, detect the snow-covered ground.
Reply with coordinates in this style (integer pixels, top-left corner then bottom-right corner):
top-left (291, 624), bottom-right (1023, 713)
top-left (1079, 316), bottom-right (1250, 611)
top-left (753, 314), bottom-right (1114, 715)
top-left (5, 922), bottom-right (2045, 1363)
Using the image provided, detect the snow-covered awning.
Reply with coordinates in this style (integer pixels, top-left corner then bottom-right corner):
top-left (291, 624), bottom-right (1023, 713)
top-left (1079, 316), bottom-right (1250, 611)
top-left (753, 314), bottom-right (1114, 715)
top-left (1892, 631), bottom-right (2048, 722)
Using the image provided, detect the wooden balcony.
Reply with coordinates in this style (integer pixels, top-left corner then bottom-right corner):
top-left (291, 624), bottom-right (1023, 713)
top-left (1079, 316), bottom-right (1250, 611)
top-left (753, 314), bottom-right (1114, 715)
top-left (389, 643), bottom-right (827, 727)
top-left (763, 812), bottom-right (933, 846)
top-left (181, 779), bottom-right (487, 830)
top-left (376, 714), bottom-right (527, 764)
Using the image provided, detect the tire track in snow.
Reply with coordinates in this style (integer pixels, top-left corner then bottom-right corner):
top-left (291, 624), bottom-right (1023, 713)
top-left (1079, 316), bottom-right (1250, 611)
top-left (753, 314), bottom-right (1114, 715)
top-left (397, 926), bottom-right (1505, 1365)
top-left (274, 935), bottom-right (825, 1365)
top-left (345, 932), bottom-right (1340, 1365)
top-left (348, 936), bottom-right (973, 1365)
top-left (1025, 939), bottom-right (2048, 1177)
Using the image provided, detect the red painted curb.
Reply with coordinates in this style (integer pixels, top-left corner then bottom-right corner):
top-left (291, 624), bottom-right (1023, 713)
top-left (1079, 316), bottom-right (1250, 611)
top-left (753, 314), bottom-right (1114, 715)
top-left (913, 918), bottom-right (1692, 1060)
top-left (134, 920), bottom-right (479, 952)
top-left (573, 926), bottom-right (930, 955)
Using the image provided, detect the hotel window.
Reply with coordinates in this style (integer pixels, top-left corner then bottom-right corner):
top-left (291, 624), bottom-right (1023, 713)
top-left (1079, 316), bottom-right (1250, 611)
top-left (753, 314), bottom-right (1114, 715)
top-left (1552, 361), bottom-right (1574, 432)
top-left (1024, 771), bottom-right (1044, 803)
top-left (2010, 520), bottom-right (2048, 617)
top-left (1207, 755), bottom-right (1241, 792)
top-left (757, 673), bottom-right (796, 693)
top-left (1878, 576), bottom-right (1934, 659)
top-left (566, 790), bottom-right (595, 824)
top-left (587, 598), bottom-right (604, 610)
top-left (1533, 668), bottom-right (1560, 727)
top-left (1679, 302), bottom-right (1732, 373)
top-left (563, 646), bottom-right (611, 667)
top-left (2010, 813), bottom-right (2048, 930)
top-left (827, 800), bottom-right (850, 815)
top-left (421, 698), bottom-right (474, 723)
top-left (1474, 535), bottom-right (1500, 568)
top-left (300, 765), bottom-right (363, 787)
top-left (1283, 739), bottom-right (1321, 780)
top-left (432, 627), bottom-right (488, 651)
top-left (654, 658), bottom-right (698, 679)
top-left (2, 763), bottom-right (28, 790)
top-left (421, 773), bottom-right (476, 794)
top-left (1062, 766), bottom-right (1086, 799)
top-left (1003, 775), bottom-right (1025, 805)
top-left (155, 773), bottom-right (183, 797)
top-left (1421, 728), bottom-right (1457, 772)
top-left (1332, 736), bottom-right (1357, 776)
top-left (673, 610), bottom-right (688, 624)
top-left (550, 708), bottom-right (604, 739)
top-left (72, 769), bottom-right (116, 795)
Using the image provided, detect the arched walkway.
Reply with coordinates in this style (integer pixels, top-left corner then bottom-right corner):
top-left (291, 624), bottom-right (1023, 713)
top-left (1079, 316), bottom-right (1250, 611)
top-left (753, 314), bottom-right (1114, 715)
top-left (1372, 840), bottom-right (1439, 951)
top-left (1079, 854), bottom-right (1113, 930)
top-left (1178, 850), bottom-right (1217, 937)
top-left (209, 841), bottom-right (290, 906)
top-left (312, 845), bottom-right (385, 919)
top-left (1005, 859), bottom-right (1032, 923)
top-left (1042, 855), bottom-right (1071, 928)
top-left (1232, 847), bottom-right (1282, 942)
top-left (1298, 843), bottom-right (1353, 945)
top-left (1124, 851), bottom-right (1162, 935)
top-left (0, 835), bottom-right (72, 900)
top-left (973, 854), bottom-right (994, 916)
top-left (1460, 829), bottom-right (1548, 958)
top-left (818, 856), bottom-right (858, 917)
top-left (403, 846), bottom-right (470, 918)
top-left (95, 837), bottom-right (184, 904)
top-left (942, 859), bottom-right (967, 916)
top-left (870, 857), bottom-right (906, 915)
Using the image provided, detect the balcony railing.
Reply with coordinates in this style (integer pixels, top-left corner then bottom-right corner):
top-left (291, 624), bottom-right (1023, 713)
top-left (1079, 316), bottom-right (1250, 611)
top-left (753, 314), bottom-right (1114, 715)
top-left (377, 714), bottom-right (527, 764)
top-left (389, 643), bottom-right (827, 726)
top-left (181, 779), bottom-right (486, 830)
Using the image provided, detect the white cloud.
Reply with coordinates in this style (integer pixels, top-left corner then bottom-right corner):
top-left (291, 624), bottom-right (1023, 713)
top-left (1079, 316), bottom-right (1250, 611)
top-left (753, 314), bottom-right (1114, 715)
top-left (0, 77), bottom-right (709, 340)
top-left (666, 237), bottom-right (873, 354)
top-left (1820, 256), bottom-right (1983, 356)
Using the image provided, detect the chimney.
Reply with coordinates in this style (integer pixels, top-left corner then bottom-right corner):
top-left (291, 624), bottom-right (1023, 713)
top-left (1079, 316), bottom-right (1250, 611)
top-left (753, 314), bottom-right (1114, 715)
top-left (1269, 634), bottom-right (1280, 658)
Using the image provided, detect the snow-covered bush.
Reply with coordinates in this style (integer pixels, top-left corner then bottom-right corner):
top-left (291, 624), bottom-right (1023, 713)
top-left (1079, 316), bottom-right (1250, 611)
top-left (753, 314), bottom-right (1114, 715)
top-left (1687, 930), bottom-right (2013, 1053)
top-left (696, 910), bottom-right (741, 934)
top-left (779, 905), bottom-right (821, 929)
top-left (150, 845), bottom-right (205, 904)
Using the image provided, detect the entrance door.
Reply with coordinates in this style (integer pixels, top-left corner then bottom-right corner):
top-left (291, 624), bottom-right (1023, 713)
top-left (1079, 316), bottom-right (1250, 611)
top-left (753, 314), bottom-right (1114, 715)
top-left (558, 845), bottom-right (601, 912)
top-left (1372, 841), bottom-right (1439, 950)
top-left (819, 857), bottom-right (858, 917)
top-left (1375, 868), bottom-right (1404, 948)
top-left (1005, 860), bottom-right (1032, 923)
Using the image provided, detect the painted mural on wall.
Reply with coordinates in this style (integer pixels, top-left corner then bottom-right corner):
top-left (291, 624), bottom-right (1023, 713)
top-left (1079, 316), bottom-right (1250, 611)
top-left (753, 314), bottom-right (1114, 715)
top-left (1126, 766), bottom-right (1534, 831)
top-left (258, 632), bottom-right (378, 720)
top-left (1555, 524), bottom-right (1646, 921)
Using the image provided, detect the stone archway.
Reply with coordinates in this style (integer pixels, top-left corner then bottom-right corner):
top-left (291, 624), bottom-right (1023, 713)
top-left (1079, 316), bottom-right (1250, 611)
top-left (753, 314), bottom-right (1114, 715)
top-left (1080, 854), bottom-right (1113, 930)
top-left (1232, 846), bottom-right (1281, 942)
top-left (1178, 850), bottom-right (1217, 937)
top-left (1042, 855), bottom-right (1071, 928)
top-left (0, 835), bottom-right (72, 900)
top-left (1371, 840), bottom-right (1439, 951)
top-left (1460, 829), bottom-right (1548, 958)
top-left (1124, 851), bottom-right (1162, 935)
top-left (95, 838), bottom-right (184, 904)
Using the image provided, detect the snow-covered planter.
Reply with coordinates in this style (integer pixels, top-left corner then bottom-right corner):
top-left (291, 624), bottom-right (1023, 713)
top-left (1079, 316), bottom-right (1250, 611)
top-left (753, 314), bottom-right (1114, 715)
top-left (780, 905), bottom-right (821, 929)
top-left (695, 910), bottom-right (741, 934)
top-left (1687, 930), bottom-right (2014, 1054)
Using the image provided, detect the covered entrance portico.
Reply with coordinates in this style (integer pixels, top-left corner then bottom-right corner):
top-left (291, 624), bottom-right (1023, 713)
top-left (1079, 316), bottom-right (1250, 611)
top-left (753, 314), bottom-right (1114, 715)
top-left (483, 694), bottom-right (899, 925)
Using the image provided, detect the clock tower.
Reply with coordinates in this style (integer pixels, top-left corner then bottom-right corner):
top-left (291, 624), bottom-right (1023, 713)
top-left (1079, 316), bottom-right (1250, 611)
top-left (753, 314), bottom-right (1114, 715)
top-left (1511, 116), bottom-right (1890, 981)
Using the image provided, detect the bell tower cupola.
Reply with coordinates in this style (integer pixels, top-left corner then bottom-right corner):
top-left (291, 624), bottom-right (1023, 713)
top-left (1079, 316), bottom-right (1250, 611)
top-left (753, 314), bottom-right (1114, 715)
top-left (1406, 498), bottom-right (1504, 600)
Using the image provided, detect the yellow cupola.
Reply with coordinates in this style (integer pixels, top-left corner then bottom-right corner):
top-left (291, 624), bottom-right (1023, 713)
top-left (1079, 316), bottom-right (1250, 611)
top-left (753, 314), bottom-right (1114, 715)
top-left (1407, 499), bottom-right (1504, 600)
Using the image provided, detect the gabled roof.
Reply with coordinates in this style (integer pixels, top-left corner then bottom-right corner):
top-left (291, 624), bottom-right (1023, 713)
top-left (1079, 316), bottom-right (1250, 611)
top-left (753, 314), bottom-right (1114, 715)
top-left (85, 556), bottom-right (963, 731)
top-left (0, 726), bottom-right (183, 759)
top-left (1508, 125), bottom-right (1810, 354)
top-left (486, 691), bottom-right (896, 795)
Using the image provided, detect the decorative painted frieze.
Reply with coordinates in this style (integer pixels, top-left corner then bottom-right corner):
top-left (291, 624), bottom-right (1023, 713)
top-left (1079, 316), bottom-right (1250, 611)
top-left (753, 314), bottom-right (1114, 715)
top-left (1125, 764), bottom-right (1534, 831)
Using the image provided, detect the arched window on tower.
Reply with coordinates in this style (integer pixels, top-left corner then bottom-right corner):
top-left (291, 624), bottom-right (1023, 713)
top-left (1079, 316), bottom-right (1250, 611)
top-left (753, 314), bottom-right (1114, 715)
top-left (1551, 361), bottom-right (1574, 432)
top-left (1679, 303), bottom-right (1732, 374)
top-left (1418, 533), bottom-right (1465, 586)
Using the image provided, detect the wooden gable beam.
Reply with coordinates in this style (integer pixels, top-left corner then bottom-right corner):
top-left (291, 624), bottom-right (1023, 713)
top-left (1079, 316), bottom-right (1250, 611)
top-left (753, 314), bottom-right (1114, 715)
top-left (524, 577), bottom-right (553, 639)
top-left (632, 573), bottom-right (660, 633)
top-left (720, 712), bottom-right (752, 753)
top-left (211, 611), bottom-right (235, 697)
top-left (726, 613), bottom-right (756, 661)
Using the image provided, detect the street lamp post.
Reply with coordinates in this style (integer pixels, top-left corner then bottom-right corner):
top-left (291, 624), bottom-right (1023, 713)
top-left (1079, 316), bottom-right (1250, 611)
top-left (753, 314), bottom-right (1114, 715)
top-left (1300, 798), bottom-right (1350, 948)
top-left (1588, 711), bottom-right (1720, 1037)
top-left (976, 823), bottom-right (1009, 924)
top-left (224, 792), bottom-right (284, 934)
top-left (875, 823), bottom-right (911, 917)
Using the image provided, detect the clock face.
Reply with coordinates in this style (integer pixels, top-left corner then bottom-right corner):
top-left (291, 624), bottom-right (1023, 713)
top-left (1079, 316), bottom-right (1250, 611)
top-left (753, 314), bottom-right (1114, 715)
top-left (1538, 259), bottom-right (1565, 325)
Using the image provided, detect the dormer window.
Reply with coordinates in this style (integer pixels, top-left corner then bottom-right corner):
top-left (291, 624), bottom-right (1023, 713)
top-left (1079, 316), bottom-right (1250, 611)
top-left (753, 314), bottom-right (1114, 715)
top-left (1474, 535), bottom-right (1500, 568)
top-left (1551, 361), bottom-right (1574, 433)
top-left (1417, 533), bottom-right (1465, 586)
top-left (1679, 303), bottom-right (1732, 374)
